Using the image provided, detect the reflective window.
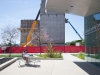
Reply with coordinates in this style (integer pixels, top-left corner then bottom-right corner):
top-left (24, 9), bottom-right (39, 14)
top-left (93, 13), bottom-right (100, 20)
top-left (85, 12), bottom-right (100, 68)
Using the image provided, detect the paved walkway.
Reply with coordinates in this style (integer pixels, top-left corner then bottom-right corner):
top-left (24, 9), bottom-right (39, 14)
top-left (0, 53), bottom-right (100, 75)
top-left (62, 53), bottom-right (85, 61)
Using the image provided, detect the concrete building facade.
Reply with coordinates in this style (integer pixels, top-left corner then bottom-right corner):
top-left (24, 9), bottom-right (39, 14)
top-left (19, 0), bottom-right (65, 46)
top-left (85, 12), bottom-right (100, 68)
top-left (45, 0), bottom-right (100, 68)
top-left (19, 20), bottom-right (40, 46)
top-left (40, 0), bottom-right (65, 46)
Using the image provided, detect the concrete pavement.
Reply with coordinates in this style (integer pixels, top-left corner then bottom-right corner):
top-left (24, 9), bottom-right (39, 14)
top-left (0, 53), bottom-right (100, 75)
top-left (62, 53), bottom-right (100, 75)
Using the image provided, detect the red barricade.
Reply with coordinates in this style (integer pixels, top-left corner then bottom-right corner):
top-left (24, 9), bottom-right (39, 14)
top-left (0, 46), bottom-right (84, 53)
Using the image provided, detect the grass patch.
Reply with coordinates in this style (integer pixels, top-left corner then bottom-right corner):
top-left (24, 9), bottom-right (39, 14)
top-left (72, 52), bottom-right (85, 60)
top-left (90, 55), bottom-right (98, 59)
top-left (0, 54), bottom-right (22, 58)
top-left (72, 54), bottom-right (77, 57)
top-left (37, 53), bottom-right (63, 58)
top-left (0, 53), bottom-right (63, 58)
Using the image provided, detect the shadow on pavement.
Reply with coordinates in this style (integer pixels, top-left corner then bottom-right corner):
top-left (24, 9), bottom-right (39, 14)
top-left (18, 64), bottom-right (41, 68)
top-left (74, 62), bottom-right (100, 75)
top-left (25, 64), bottom-right (41, 68)
top-left (18, 65), bottom-right (26, 67)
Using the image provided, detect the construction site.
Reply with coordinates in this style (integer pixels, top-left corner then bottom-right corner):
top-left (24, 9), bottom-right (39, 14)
top-left (1, 0), bottom-right (100, 74)
top-left (13, 0), bottom-right (100, 69)
top-left (18, 0), bottom-right (65, 47)
top-left (0, 0), bottom-right (84, 53)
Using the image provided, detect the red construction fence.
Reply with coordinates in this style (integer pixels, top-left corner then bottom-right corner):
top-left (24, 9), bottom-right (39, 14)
top-left (0, 46), bottom-right (84, 53)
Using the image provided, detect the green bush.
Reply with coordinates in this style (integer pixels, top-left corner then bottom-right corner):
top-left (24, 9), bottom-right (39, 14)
top-left (38, 53), bottom-right (62, 58)
top-left (77, 52), bottom-right (85, 60)
top-left (44, 43), bottom-right (62, 58)
top-left (90, 54), bottom-right (99, 59)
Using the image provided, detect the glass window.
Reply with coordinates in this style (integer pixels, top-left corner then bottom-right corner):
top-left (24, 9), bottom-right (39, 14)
top-left (93, 13), bottom-right (100, 20)
top-left (85, 12), bottom-right (100, 68)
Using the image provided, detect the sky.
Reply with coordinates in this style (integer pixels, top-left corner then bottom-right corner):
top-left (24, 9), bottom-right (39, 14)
top-left (0, 0), bottom-right (84, 44)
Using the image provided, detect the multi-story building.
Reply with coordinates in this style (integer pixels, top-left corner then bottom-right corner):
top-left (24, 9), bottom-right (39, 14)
top-left (19, 0), bottom-right (65, 46)
top-left (85, 13), bottom-right (100, 68)
top-left (40, 0), bottom-right (65, 46)
top-left (46, 0), bottom-right (100, 68)
top-left (18, 20), bottom-right (40, 46)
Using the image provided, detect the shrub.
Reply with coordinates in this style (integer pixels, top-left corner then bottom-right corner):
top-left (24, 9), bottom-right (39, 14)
top-left (77, 52), bottom-right (85, 60)
top-left (45, 43), bottom-right (62, 58)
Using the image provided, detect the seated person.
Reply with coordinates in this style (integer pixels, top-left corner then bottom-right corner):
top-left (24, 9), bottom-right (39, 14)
top-left (22, 50), bottom-right (29, 64)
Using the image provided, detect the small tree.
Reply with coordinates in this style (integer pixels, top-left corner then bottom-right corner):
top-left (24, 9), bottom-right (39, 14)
top-left (34, 26), bottom-right (53, 55)
top-left (1, 25), bottom-right (19, 56)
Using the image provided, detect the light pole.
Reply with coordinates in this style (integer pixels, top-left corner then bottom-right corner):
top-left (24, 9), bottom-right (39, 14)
top-left (34, 25), bottom-right (41, 55)
top-left (39, 26), bottom-right (42, 55)
top-left (7, 39), bottom-right (12, 57)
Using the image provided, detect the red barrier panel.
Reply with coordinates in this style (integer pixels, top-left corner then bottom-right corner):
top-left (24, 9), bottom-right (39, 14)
top-left (53, 46), bottom-right (65, 52)
top-left (0, 46), bottom-right (84, 53)
top-left (0, 48), bottom-right (3, 53)
top-left (65, 46), bottom-right (84, 53)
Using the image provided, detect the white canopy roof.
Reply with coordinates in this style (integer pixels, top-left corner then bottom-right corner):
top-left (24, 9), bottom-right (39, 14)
top-left (46, 0), bottom-right (100, 16)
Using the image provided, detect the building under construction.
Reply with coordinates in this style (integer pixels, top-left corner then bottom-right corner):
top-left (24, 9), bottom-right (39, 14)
top-left (18, 20), bottom-right (40, 46)
top-left (19, 0), bottom-right (65, 46)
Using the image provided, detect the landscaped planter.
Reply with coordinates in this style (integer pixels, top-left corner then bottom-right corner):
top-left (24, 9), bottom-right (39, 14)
top-left (33, 58), bottom-right (63, 60)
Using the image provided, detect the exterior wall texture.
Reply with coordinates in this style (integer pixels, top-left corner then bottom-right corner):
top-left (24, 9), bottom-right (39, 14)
top-left (40, 0), bottom-right (65, 46)
top-left (19, 20), bottom-right (40, 45)
top-left (85, 12), bottom-right (100, 68)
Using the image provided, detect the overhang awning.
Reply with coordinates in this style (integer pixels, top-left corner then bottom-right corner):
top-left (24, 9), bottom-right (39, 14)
top-left (46, 0), bottom-right (100, 17)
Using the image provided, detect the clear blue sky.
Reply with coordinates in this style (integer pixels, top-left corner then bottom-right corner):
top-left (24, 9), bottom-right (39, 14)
top-left (65, 14), bottom-right (84, 42)
top-left (0, 0), bottom-right (84, 44)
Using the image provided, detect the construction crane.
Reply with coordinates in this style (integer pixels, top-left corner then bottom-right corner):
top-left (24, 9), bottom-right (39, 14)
top-left (23, 36), bottom-right (37, 47)
top-left (21, 9), bottom-right (40, 47)
top-left (65, 18), bottom-right (83, 40)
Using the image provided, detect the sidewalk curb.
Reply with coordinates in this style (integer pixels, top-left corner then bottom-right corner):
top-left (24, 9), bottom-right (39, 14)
top-left (18, 57), bottom-right (63, 60)
top-left (0, 57), bottom-right (18, 71)
top-left (32, 58), bottom-right (63, 60)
